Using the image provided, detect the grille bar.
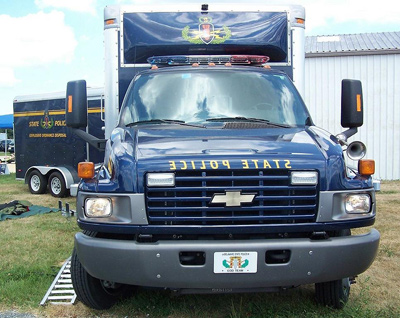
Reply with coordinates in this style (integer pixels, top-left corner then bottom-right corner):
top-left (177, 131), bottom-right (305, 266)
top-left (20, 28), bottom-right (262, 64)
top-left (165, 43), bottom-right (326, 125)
top-left (148, 204), bottom-right (316, 212)
top-left (145, 169), bottom-right (318, 226)
top-left (147, 185), bottom-right (316, 192)
top-left (147, 194), bottom-right (317, 202)
top-left (149, 214), bottom-right (316, 222)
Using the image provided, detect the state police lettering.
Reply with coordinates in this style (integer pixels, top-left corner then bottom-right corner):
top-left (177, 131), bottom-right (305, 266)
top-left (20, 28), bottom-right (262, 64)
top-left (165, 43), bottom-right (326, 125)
top-left (169, 159), bottom-right (292, 170)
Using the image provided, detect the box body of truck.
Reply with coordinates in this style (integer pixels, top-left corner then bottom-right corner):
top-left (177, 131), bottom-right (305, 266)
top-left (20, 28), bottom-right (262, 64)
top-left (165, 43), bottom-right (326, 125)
top-left (66, 4), bottom-right (379, 310)
top-left (13, 88), bottom-right (105, 197)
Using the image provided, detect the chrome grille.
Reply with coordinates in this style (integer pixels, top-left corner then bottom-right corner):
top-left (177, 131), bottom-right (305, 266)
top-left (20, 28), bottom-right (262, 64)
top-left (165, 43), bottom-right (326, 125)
top-left (145, 170), bottom-right (318, 225)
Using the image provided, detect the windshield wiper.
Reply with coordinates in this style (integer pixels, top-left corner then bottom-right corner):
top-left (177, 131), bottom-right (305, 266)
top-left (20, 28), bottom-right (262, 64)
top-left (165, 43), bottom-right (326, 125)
top-left (126, 119), bottom-right (205, 128)
top-left (206, 117), bottom-right (291, 128)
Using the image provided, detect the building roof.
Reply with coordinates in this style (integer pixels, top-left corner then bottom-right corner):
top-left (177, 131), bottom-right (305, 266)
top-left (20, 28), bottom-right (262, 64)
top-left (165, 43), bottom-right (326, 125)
top-left (305, 31), bottom-right (400, 57)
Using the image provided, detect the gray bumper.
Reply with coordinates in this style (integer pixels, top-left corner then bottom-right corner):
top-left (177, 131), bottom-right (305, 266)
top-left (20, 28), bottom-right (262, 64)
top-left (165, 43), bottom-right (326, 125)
top-left (75, 229), bottom-right (379, 290)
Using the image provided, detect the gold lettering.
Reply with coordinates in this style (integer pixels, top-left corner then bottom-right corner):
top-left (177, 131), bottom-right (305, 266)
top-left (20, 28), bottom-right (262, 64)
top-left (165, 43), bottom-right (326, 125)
top-left (222, 160), bottom-right (230, 169)
top-left (169, 161), bottom-right (176, 170)
top-left (210, 160), bottom-right (218, 169)
top-left (200, 161), bottom-right (206, 169)
top-left (263, 160), bottom-right (271, 169)
top-left (191, 161), bottom-right (196, 169)
top-left (179, 160), bottom-right (187, 170)
top-left (284, 160), bottom-right (292, 168)
top-left (29, 121), bottom-right (39, 127)
top-left (273, 159), bottom-right (280, 168)
top-left (251, 160), bottom-right (259, 169)
top-left (242, 160), bottom-right (249, 169)
top-left (55, 120), bottom-right (66, 126)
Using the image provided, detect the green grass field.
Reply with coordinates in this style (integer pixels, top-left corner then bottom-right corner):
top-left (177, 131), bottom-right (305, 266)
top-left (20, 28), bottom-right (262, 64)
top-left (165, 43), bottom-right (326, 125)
top-left (0, 174), bottom-right (399, 317)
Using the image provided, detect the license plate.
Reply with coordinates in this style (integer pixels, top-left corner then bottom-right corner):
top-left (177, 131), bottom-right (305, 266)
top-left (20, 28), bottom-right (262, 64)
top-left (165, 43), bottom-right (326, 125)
top-left (214, 251), bottom-right (258, 274)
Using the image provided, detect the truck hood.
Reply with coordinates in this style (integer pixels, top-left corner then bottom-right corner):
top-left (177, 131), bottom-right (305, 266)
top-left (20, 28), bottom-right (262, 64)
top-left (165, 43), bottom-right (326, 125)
top-left (87, 126), bottom-right (348, 193)
top-left (135, 127), bottom-right (326, 159)
top-left (81, 125), bottom-right (349, 193)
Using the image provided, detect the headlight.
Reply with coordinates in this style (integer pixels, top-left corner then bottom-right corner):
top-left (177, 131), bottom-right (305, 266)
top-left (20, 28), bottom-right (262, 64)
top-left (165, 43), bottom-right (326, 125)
top-left (85, 198), bottom-right (112, 217)
top-left (290, 171), bottom-right (318, 185)
top-left (147, 173), bottom-right (175, 187)
top-left (345, 194), bottom-right (371, 213)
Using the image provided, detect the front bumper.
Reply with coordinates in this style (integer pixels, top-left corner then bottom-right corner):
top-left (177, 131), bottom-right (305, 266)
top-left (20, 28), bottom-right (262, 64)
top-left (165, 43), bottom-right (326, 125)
top-left (75, 228), bottom-right (379, 290)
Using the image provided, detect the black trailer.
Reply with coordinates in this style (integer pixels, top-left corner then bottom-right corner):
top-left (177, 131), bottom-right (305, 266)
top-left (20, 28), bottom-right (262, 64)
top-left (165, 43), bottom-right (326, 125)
top-left (13, 88), bottom-right (104, 197)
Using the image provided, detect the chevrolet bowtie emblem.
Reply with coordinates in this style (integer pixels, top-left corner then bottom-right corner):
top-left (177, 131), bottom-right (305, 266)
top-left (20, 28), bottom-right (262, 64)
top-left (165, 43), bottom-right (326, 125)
top-left (210, 191), bottom-right (256, 207)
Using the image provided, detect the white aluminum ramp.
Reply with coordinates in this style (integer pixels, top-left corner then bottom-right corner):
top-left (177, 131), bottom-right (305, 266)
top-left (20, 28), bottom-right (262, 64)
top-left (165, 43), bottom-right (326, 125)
top-left (40, 257), bottom-right (76, 306)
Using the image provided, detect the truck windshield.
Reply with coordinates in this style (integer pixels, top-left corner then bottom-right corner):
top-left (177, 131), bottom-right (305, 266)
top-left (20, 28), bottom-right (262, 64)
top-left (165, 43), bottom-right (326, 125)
top-left (119, 69), bottom-right (310, 127)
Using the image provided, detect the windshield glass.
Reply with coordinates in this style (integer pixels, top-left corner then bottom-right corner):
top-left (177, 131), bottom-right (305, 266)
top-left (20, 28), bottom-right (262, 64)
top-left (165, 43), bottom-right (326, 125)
top-left (119, 69), bottom-right (310, 126)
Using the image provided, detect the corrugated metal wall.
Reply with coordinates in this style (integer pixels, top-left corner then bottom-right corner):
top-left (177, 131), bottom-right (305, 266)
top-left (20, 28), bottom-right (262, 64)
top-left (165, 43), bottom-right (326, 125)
top-left (304, 53), bottom-right (400, 180)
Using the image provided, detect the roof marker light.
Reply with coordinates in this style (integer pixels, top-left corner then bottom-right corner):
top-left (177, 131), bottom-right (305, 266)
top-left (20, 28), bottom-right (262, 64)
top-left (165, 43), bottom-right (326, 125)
top-left (105, 19), bottom-right (116, 26)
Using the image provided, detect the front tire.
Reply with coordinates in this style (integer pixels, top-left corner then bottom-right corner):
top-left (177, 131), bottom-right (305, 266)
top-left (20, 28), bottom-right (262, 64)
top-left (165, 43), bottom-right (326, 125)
top-left (71, 246), bottom-right (133, 310)
top-left (315, 277), bottom-right (351, 309)
top-left (315, 229), bottom-right (351, 309)
top-left (27, 170), bottom-right (47, 194)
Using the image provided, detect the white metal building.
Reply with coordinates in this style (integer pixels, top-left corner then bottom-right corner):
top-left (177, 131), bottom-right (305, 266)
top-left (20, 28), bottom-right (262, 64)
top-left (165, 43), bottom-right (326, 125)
top-left (304, 31), bottom-right (400, 180)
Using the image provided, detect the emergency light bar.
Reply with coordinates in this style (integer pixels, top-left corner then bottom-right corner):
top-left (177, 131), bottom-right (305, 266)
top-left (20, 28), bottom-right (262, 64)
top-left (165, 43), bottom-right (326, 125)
top-left (147, 55), bottom-right (270, 66)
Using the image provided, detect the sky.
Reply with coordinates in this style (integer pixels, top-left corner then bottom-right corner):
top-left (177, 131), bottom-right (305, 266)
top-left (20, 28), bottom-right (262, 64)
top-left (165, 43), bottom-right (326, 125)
top-left (1, 0), bottom-right (399, 116)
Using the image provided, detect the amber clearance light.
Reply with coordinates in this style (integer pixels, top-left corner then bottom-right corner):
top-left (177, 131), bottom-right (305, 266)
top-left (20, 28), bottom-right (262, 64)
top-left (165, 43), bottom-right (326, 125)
top-left (358, 159), bottom-right (375, 176)
top-left (78, 162), bottom-right (95, 179)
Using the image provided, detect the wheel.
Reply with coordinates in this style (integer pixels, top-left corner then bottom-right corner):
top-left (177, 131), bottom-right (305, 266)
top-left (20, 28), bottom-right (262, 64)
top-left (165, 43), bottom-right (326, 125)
top-left (48, 171), bottom-right (68, 197)
top-left (315, 229), bottom-right (351, 309)
top-left (27, 170), bottom-right (47, 194)
top-left (315, 278), bottom-right (351, 309)
top-left (71, 241), bottom-right (134, 309)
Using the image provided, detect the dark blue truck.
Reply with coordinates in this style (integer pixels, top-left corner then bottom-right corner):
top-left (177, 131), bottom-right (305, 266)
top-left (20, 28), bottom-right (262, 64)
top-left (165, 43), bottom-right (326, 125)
top-left (65, 4), bottom-right (379, 310)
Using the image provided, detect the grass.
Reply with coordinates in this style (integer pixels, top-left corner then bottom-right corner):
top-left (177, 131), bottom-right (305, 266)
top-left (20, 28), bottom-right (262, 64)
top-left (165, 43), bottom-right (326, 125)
top-left (0, 174), bottom-right (399, 317)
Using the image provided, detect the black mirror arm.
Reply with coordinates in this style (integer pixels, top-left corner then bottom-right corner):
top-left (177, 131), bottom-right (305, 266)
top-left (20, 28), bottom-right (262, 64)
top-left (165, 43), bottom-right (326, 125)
top-left (71, 128), bottom-right (106, 151)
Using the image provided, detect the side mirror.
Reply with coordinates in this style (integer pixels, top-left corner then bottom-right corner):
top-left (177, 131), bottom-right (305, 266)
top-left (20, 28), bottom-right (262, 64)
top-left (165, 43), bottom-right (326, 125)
top-left (341, 79), bottom-right (363, 128)
top-left (65, 80), bottom-right (88, 128)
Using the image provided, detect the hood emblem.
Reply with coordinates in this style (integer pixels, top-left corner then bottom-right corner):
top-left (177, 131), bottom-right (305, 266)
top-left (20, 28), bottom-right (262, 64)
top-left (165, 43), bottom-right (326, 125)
top-left (210, 191), bottom-right (256, 207)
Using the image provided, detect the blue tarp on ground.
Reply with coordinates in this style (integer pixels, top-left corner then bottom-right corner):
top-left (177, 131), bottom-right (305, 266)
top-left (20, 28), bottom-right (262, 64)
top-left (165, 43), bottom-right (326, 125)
top-left (0, 114), bottom-right (13, 129)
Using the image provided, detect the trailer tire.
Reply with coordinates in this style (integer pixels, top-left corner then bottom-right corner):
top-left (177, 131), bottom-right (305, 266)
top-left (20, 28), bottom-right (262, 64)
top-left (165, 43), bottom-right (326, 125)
top-left (48, 171), bottom-right (67, 197)
top-left (27, 170), bottom-right (47, 194)
top-left (71, 241), bottom-right (134, 310)
top-left (315, 229), bottom-right (351, 309)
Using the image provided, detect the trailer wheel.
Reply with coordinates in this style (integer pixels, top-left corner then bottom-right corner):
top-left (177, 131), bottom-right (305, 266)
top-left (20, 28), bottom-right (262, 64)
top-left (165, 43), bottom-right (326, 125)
top-left (315, 229), bottom-right (351, 309)
top-left (71, 247), bottom-right (134, 310)
top-left (27, 170), bottom-right (47, 194)
top-left (48, 171), bottom-right (67, 197)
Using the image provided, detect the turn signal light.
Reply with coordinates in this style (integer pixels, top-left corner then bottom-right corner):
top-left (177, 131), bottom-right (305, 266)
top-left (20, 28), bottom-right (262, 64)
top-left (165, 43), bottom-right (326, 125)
top-left (78, 162), bottom-right (95, 179)
top-left (358, 159), bottom-right (375, 176)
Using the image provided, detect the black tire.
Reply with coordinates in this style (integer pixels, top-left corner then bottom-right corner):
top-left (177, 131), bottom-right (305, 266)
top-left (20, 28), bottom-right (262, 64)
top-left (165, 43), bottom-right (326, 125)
top-left (315, 278), bottom-right (351, 309)
top-left (71, 245), bottom-right (134, 310)
top-left (27, 170), bottom-right (47, 194)
top-left (48, 171), bottom-right (68, 197)
top-left (315, 229), bottom-right (351, 309)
